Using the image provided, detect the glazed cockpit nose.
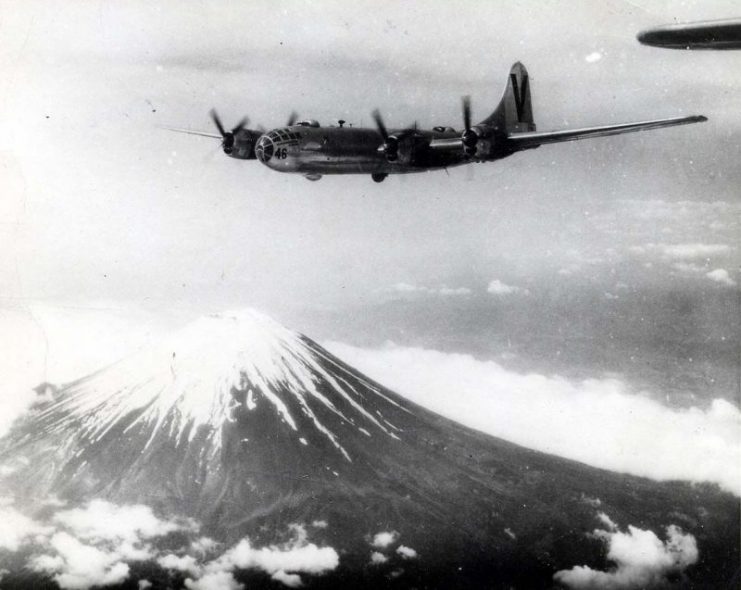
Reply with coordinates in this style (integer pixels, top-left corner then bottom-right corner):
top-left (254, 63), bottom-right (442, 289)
top-left (255, 135), bottom-right (274, 163)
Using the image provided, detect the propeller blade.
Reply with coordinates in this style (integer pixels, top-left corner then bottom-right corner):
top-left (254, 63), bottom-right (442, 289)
top-left (210, 109), bottom-right (227, 137)
top-left (231, 116), bottom-right (249, 134)
top-left (286, 112), bottom-right (298, 126)
top-left (462, 96), bottom-right (472, 131)
top-left (372, 109), bottom-right (388, 140)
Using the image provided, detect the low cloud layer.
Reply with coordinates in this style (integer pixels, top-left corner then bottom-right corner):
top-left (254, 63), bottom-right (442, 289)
top-left (554, 515), bottom-right (698, 589)
top-left (326, 343), bottom-right (741, 495)
top-left (0, 500), bottom-right (339, 589)
top-left (658, 243), bottom-right (731, 261)
top-left (384, 283), bottom-right (472, 298)
top-left (706, 268), bottom-right (737, 287)
top-left (487, 280), bottom-right (528, 296)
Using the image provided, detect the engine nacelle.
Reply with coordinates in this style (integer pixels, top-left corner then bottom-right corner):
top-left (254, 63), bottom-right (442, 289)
top-left (225, 129), bottom-right (260, 160)
top-left (462, 125), bottom-right (496, 160)
top-left (382, 131), bottom-right (429, 165)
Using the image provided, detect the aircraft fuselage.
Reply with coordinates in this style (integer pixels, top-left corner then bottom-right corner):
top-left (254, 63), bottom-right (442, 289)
top-left (253, 124), bottom-right (506, 177)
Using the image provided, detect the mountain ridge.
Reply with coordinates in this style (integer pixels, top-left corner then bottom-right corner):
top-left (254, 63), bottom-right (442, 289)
top-left (0, 309), bottom-right (737, 589)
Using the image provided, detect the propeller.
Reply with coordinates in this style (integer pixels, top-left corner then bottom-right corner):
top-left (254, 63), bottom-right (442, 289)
top-left (210, 109), bottom-right (249, 155)
top-left (286, 111), bottom-right (298, 126)
top-left (372, 109), bottom-right (400, 162)
top-left (463, 96), bottom-right (472, 131)
top-left (461, 96), bottom-right (478, 157)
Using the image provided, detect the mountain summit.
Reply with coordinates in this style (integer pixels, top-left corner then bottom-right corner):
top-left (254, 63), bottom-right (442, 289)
top-left (1, 309), bottom-right (737, 588)
top-left (29, 309), bottom-right (404, 466)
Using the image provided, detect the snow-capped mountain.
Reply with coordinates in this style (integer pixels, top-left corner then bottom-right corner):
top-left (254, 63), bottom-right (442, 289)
top-left (27, 309), bottom-right (404, 465)
top-left (0, 309), bottom-right (737, 589)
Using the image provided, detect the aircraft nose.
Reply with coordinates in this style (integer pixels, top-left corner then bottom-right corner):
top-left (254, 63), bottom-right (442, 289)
top-left (255, 135), bottom-right (274, 163)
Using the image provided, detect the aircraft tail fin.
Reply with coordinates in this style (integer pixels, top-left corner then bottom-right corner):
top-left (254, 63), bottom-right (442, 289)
top-left (482, 62), bottom-right (536, 133)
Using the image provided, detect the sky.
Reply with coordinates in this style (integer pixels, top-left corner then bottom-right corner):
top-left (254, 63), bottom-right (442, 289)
top-left (0, 1), bottom-right (739, 493)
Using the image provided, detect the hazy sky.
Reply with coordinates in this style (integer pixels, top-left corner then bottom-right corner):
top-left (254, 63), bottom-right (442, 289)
top-left (1, 0), bottom-right (739, 310)
top-left (0, 0), bottom-right (739, 385)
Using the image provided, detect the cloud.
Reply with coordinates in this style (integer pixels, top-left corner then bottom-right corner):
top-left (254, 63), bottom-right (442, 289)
top-left (438, 286), bottom-right (472, 296)
top-left (182, 524), bottom-right (339, 588)
top-left (271, 570), bottom-right (303, 588)
top-left (668, 261), bottom-right (738, 287)
top-left (325, 342), bottom-right (741, 495)
top-left (191, 537), bottom-right (219, 556)
top-left (659, 243), bottom-right (731, 260)
top-left (585, 51), bottom-right (602, 63)
top-left (554, 520), bottom-right (698, 589)
top-left (396, 545), bottom-right (417, 559)
top-left (385, 283), bottom-right (471, 298)
top-left (557, 264), bottom-right (581, 276)
top-left (671, 261), bottom-right (706, 274)
top-left (371, 531), bottom-right (399, 549)
top-left (53, 500), bottom-right (187, 544)
top-left (30, 532), bottom-right (131, 590)
top-left (184, 571), bottom-right (242, 590)
top-left (213, 538), bottom-right (339, 576)
top-left (2, 498), bottom-right (337, 590)
top-left (487, 280), bottom-right (528, 296)
top-left (9, 500), bottom-right (192, 590)
top-left (597, 512), bottom-right (618, 532)
top-left (370, 552), bottom-right (388, 565)
top-left (0, 507), bottom-right (53, 551)
top-left (157, 553), bottom-right (202, 577)
top-left (706, 268), bottom-right (737, 287)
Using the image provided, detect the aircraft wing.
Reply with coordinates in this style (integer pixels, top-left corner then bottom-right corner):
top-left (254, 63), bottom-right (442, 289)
top-left (159, 126), bottom-right (222, 139)
top-left (507, 115), bottom-right (707, 148)
top-left (428, 137), bottom-right (464, 151)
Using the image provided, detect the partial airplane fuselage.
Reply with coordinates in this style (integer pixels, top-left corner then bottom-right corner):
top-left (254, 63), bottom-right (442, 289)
top-left (638, 18), bottom-right (741, 50)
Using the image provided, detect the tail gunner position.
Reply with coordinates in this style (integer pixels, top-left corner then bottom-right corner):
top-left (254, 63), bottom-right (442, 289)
top-left (165, 62), bottom-right (706, 183)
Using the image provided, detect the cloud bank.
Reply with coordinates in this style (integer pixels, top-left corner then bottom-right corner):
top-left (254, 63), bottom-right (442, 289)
top-left (326, 343), bottom-right (741, 495)
top-left (384, 283), bottom-right (472, 298)
top-left (0, 500), bottom-right (339, 589)
top-left (487, 280), bottom-right (529, 296)
top-left (554, 517), bottom-right (698, 589)
top-left (706, 268), bottom-right (737, 287)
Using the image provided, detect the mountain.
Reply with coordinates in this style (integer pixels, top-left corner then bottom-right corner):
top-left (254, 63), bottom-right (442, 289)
top-left (0, 310), bottom-right (737, 589)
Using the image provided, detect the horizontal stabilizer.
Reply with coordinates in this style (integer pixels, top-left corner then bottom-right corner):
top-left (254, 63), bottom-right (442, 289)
top-left (507, 115), bottom-right (707, 148)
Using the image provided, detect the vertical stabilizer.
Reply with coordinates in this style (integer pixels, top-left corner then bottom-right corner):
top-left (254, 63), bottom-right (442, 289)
top-left (482, 62), bottom-right (535, 133)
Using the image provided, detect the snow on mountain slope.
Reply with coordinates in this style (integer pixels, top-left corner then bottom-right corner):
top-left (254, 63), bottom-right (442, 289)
top-left (28, 309), bottom-right (404, 464)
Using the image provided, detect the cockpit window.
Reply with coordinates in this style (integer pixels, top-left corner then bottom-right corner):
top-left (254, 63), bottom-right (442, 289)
top-left (266, 129), bottom-right (301, 143)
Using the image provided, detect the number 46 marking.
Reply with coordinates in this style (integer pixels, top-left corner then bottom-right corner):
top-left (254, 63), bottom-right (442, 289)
top-left (276, 147), bottom-right (289, 159)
